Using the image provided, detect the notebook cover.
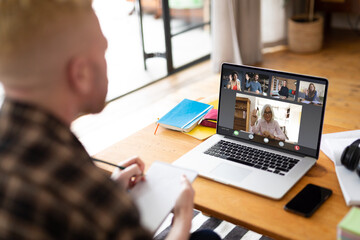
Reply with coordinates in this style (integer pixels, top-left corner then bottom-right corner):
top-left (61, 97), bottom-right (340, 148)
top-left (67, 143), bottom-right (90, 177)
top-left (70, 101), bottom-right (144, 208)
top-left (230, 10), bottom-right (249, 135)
top-left (157, 99), bottom-right (213, 132)
top-left (199, 109), bottom-right (218, 128)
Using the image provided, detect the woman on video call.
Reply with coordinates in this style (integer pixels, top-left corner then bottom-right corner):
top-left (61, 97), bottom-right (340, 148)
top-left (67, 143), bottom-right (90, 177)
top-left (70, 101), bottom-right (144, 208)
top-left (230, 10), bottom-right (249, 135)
top-left (305, 83), bottom-right (318, 101)
top-left (250, 104), bottom-right (286, 141)
top-left (227, 72), bottom-right (241, 91)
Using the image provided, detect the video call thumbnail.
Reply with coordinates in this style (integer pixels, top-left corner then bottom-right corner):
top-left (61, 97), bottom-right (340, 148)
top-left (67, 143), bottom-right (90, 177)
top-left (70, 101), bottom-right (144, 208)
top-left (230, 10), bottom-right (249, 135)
top-left (222, 70), bottom-right (270, 96)
top-left (297, 81), bottom-right (326, 106)
top-left (223, 71), bottom-right (242, 91)
top-left (244, 72), bottom-right (269, 96)
top-left (233, 93), bottom-right (302, 144)
top-left (270, 76), bottom-right (297, 102)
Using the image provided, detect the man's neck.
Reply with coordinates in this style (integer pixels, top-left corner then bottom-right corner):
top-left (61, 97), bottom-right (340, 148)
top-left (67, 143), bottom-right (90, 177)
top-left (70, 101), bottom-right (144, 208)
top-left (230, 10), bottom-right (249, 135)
top-left (4, 87), bottom-right (77, 127)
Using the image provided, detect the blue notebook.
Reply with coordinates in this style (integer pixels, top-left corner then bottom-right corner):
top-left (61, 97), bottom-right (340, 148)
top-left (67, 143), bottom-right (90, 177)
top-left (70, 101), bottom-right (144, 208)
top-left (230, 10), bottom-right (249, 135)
top-left (158, 99), bottom-right (213, 132)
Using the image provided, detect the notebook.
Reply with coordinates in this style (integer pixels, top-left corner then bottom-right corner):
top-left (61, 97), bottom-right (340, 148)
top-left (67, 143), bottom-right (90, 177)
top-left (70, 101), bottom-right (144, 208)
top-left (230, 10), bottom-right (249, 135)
top-left (184, 99), bottom-right (219, 140)
top-left (129, 161), bottom-right (197, 233)
top-left (157, 99), bottom-right (213, 132)
top-left (174, 63), bottom-right (328, 199)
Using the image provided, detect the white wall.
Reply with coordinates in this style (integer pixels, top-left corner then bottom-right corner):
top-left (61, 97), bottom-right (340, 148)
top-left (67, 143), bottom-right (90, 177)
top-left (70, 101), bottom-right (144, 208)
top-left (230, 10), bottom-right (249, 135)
top-left (287, 104), bottom-right (302, 143)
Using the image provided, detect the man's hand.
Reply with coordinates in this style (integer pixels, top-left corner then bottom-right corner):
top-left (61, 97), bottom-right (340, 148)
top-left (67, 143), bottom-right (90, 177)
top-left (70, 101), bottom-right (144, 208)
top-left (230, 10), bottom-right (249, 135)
top-left (173, 176), bottom-right (194, 222)
top-left (255, 90), bottom-right (260, 94)
top-left (166, 176), bottom-right (194, 240)
top-left (250, 109), bottom-right (258, 126)
top-left (111, 156), bottom-right (145, 189)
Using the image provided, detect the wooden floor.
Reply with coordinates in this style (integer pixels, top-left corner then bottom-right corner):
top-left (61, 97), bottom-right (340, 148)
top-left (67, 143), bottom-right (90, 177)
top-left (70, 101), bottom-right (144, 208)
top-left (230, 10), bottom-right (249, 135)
top-left (72, 29), bottom-right (360, 155)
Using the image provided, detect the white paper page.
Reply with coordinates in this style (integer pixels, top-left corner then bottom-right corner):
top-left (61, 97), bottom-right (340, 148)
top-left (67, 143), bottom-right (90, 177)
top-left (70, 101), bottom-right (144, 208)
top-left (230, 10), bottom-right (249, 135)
top-left (322, 138), bottom-right (358, 165)
top-left (321, 130), bottom-right (360, 165)
top-left (129, 161), bottom-right (198, 233)
top-left (320, 138), bottom-right (335, 163)
top-left (336, 166), bottom-right (360, 206)
top-left (320, 130), bottom-right (360, 206)
top-left (323, 130), bottom-right (360, 139)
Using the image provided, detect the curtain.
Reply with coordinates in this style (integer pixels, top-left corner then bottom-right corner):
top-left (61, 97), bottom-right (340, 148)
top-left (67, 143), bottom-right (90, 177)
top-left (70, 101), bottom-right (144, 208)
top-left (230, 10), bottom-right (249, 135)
top-left (261, 0), bottom-right (286, 48)
top-left (211, 0), bottom-right (262, 72)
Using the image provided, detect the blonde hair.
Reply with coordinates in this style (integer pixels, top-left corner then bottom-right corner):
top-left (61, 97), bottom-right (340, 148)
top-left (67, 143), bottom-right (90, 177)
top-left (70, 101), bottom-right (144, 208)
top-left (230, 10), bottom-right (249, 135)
top-left (0, 0), bottom-right (93, 77)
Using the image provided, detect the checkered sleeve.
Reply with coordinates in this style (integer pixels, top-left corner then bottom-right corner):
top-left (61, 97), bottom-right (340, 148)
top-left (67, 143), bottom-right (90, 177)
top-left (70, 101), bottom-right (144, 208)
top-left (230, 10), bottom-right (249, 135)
top-left (0, 99), bottom-right (153, 240)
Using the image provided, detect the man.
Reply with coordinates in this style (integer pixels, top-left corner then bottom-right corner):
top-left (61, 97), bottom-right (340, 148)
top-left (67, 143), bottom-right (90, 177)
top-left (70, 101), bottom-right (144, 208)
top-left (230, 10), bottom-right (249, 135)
top-left (245, 73), bottom-right (262, 94)
top-left (278, 80), bottom-right (289, 99)
top-left (0, 1), bottom-right (202, 239)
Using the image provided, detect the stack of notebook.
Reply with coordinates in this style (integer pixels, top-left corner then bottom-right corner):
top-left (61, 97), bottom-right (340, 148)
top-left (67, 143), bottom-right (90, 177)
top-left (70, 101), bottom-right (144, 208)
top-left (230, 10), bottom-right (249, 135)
top-left (157, 99), bottom-right (213, 133)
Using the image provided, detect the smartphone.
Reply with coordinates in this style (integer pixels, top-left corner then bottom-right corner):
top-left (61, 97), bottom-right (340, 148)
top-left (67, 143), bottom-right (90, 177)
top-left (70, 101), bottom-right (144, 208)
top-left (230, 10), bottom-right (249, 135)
top-left (284, 184), bottom-right (332, 217)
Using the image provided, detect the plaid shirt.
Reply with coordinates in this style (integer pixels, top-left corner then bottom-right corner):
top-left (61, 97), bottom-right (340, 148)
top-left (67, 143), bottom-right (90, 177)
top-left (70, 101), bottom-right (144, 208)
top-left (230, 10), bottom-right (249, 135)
top-left (0, 99), bottom-right (152, 240)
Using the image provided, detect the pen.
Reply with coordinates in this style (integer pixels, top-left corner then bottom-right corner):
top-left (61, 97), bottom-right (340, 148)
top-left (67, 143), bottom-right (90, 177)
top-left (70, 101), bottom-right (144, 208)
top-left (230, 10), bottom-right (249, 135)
top-left (91, 158), bottom-right (126, 170)
top-left (91, 158), bottom-right (145, 178)
top-left (154, 118), bottom-right (160, 135)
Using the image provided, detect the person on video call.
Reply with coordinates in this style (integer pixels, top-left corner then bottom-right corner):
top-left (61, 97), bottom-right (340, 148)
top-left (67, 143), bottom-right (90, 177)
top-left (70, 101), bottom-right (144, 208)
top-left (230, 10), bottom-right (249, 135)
top-left (305, 83), bottom-right (319, 101)
top-left (227, 71), bottom-right (241, 91)
top-left (0, 1), bottom-right (220, 239)
top-left (245, 73), bottom-right (262, 94)
top-left (250, 104), bottom-right (286, 141)
top-left (244, 73), bottom-right (251, 91)
top-left (278, 80), bottom-right (289, 99)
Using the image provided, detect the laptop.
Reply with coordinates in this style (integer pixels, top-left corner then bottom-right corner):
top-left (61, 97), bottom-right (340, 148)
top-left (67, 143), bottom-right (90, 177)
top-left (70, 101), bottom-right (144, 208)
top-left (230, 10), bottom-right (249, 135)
top-left (174, 63), bottom-right (328, 199)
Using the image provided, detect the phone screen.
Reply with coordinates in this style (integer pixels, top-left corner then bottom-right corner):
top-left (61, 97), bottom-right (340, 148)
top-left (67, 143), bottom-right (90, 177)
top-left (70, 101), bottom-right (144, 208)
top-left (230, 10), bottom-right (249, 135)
top-left (284, 184), bottom-right (332, 217)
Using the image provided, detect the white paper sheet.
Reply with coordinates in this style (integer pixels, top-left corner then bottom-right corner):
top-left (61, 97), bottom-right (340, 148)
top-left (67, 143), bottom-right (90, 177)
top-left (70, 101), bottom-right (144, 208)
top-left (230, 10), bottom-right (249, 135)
top-left (320, 130), bottom-right (360, 206)
top-left (129, 161), bottom-right (198, 232)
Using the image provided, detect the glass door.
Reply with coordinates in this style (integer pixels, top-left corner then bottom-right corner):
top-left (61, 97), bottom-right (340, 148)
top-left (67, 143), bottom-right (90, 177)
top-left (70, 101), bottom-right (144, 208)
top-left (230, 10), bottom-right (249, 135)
top-left (137, 0), bottom-right (211, 74)
top-left (94, 0), bottom-right (211, 101)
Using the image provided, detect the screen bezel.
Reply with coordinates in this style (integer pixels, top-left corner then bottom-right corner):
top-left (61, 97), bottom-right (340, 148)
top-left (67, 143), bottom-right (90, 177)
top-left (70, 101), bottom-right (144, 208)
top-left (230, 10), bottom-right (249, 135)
top-left (217, 63), bottom-right (329, 159)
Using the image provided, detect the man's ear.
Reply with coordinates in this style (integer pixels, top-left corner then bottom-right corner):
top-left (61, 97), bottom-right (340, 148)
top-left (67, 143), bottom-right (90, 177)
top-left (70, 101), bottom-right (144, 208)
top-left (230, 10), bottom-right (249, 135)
top-left (67, 57), bottom-right (92, 95)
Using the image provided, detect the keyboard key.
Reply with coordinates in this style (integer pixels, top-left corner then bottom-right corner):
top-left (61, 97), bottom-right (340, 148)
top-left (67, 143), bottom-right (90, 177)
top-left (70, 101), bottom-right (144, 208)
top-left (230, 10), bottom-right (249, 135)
top-left (227, 157), bottom-right (255, 167)
top-left (275, 167), bottom-right (289, 172)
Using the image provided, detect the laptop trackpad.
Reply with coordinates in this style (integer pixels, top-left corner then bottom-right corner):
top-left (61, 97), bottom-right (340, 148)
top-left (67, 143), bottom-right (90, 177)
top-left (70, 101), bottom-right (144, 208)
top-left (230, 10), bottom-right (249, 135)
top-left (210, 163), bottom-right (251, 184)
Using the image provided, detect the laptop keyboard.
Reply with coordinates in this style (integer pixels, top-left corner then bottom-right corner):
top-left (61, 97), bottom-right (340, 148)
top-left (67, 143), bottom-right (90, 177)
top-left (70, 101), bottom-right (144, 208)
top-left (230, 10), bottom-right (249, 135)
top-left (204, 140), bottom-right (300, 176)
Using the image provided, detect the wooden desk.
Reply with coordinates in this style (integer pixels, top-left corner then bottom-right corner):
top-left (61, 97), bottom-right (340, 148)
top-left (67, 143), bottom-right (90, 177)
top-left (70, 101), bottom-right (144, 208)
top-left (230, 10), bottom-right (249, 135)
top-left (94, 124), bottom-right (351, 240)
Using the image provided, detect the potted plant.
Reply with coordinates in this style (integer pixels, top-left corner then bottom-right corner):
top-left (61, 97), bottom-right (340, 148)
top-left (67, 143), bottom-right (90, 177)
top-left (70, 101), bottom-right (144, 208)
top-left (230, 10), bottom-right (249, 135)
top-left (288, 0), bottom-right (324, 53)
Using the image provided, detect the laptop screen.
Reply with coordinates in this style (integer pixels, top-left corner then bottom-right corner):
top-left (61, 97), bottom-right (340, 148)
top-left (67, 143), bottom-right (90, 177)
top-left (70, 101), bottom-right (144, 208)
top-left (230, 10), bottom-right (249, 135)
top-left (217, 63), bottom-right (328, 159)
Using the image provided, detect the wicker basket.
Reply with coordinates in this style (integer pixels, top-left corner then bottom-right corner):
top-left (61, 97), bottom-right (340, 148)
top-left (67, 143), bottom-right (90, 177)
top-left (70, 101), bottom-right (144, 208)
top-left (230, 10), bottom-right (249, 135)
top-left (288, 14), bottom-right (323, 53)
